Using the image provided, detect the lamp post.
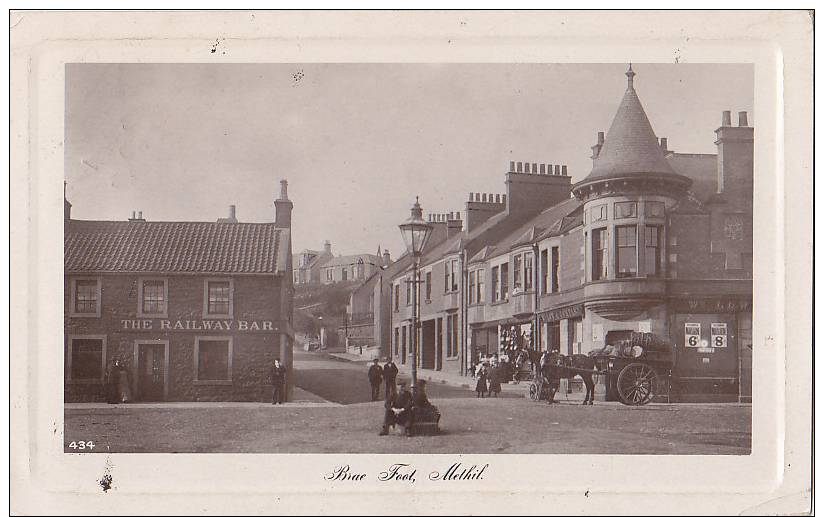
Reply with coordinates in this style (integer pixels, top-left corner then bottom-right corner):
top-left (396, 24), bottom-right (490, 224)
top-left (398, 196), bottom-right (434, 395)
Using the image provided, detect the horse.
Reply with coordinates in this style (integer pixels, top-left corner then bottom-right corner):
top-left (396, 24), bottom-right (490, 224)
top-left (514, 347), bottom-right (543, 380)
top-left (542, 351), bottom-right (597, 405)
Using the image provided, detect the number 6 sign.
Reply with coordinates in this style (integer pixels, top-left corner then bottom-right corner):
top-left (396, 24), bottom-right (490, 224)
top-left (685, 323), bottom-right (701, 347)
top-left (711, 323), bottom-right (728, 347)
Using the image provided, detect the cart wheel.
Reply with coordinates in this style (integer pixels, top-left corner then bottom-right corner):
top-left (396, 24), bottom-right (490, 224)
top-left (617, 363), bottom-right (657, 406)
top-left (528, 383), bottom-right (539, 400)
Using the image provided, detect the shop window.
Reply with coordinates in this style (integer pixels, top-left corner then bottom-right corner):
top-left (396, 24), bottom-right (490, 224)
top-left (67, 336), bottom-right (106, 382)
top-left (645, 201), bottom-right (666, 218)
top-left (645, 225), bottom-right (662, 277)
top-left (204, 279), bottom-right (232, 317)
top-left (71, 278), bottom-right (101, 317)
top-left (616, 225), bottom-right (638, 278)
top-left (139, 278), bottom-right (167, 316)
top-left (614, 201), bottom-right (637, 219)
top-left (592, 228), bottom-right (608, 280)
top-left (195, 337), bottom-right (232, 383)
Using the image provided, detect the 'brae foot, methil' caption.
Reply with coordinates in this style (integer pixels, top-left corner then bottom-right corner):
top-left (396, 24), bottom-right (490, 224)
top-left (324, 463), bottom-right (488, 483)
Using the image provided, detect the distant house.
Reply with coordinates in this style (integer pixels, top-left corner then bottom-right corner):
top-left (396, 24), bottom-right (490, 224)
top-left (292, 241), bottom-right (333, 285)
top-left (320, 251), bottom-right (389, 285)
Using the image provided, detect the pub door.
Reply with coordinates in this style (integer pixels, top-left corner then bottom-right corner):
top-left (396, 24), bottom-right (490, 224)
top-left (137, 343), bottom-right (166, 401)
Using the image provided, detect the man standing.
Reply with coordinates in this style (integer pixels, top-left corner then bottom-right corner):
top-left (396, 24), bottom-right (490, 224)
top-left (367, 358), bottom-right (383, 401)
top-left (270, 358), bottom-right (287, 405)
top-left (383, 358), bottom-right (398, 400)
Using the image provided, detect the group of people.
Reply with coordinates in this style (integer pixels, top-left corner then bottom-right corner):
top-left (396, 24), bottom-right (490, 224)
top-left (367, 358), bottom-right (438, 436)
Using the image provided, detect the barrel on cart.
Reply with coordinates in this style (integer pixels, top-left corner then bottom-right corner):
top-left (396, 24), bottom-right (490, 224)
top-left (591, 331), bottom-right (674, 405)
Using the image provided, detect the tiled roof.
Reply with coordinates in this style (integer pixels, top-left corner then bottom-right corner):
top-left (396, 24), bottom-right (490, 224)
top-left (580, 69), bottom-right (677, 183)
top-left (65, 220), bottom-right (288, 274)
top-left (485, 198), bottom-right (582, 261)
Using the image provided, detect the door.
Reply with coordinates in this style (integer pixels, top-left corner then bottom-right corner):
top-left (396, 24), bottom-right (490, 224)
top-left (421, 319), bottom-right (436, 370)
top-left (435, 317), bottom-right (443, 370)
top-left (137, 343), bottom-right (166, 401)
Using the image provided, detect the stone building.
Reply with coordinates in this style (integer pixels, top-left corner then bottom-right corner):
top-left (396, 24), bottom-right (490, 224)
top-left (379, 66), bottom-right (753, 402)
top-left (64, 181), bottom-right (295, 403)
top-left (319, 249), bottom-right (389, 284)
top-left (292, 241), bottom-right (333, 285)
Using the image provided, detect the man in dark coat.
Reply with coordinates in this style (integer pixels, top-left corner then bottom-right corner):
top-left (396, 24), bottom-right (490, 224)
top-left (379, 380), bottom-right (413, 436)
top-left (383, 358), bottom-right (399, 400)
top-left (270, 359), bottom-right (287, 405)
top-left (367, 358), bottom-right (383, 401)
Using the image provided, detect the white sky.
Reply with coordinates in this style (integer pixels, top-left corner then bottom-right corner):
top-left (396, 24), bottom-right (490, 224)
top-left (65, 63), bottom-right (753, 258)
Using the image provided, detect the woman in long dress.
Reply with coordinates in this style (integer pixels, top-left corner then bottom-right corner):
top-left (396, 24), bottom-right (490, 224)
top-left (115, 361), bottom-right (132, 403)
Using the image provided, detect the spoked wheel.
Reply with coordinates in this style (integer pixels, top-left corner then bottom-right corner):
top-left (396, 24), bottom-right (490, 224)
top-left (528, 383), bottom-right (539, 401)
top-left (617, 363), bottom-right (657, 406)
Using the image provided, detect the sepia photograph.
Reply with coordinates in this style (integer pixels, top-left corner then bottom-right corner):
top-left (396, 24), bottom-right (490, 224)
top-left (11, 9), bottom-right (812, 515)
top-left (62, 61), bottom-right (754, 454)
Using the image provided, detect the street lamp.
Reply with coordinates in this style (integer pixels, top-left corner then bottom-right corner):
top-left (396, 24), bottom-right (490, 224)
top-left (398, 196), bottom-right (434, 394)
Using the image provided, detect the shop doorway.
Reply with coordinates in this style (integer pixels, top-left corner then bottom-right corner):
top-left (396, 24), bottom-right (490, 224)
top-left (421, 319), bottom-right (436, 370)
top-left (134, 341), bottom-right (169, 402)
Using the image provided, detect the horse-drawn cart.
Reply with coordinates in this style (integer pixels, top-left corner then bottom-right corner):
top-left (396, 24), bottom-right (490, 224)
top-left (527, 331), bottom-right (673, 406)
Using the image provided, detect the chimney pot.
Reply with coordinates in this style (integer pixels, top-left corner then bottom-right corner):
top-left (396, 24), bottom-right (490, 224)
top-left (517, 162), bottom-right (523, 173)
top-left (722, 110), bottom-right (732, 126)
top-left (229, 205), bottom-right (236, 219)
top-left (554, 165), bottom-right (561, 175)
top-left (501, 194), bottom-right (507, 205)
top-left (540, 164), bottom-right (545, 174)
top-left (509, 161), bottom-right (515, 172)
top-left (456, 211), bottom-right (461, 220)
top-left (532, 163), bottom-right (538, 173)
top-left (562, 165), bottom-right (568, 176)
top-left (738, 111), bottom-right (748, 127)
top-left (495, 194), bottom-right (500, 203)
top-left (469, 192), bottom-right (474, 201)
top-left (279, 179), bottom-right (289, 200)
top-left (131, 210), bottom-right (136, 220)
top-left (597, 131), bottom-right (605, 144)
top-left (138, 211), bottom-right (143, 220)
top-left (482, 193), bottom-right (487, 202)
top-left (660, 137), bottom-right (668, 151)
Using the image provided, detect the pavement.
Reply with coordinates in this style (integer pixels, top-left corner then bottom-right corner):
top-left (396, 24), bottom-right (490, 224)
top-left (64, 349), bottom-right (752, 454)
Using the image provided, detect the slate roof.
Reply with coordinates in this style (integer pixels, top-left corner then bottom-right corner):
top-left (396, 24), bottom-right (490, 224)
top-left (65, 220), bottom-right (288, 274)
top-left (580, 66), bottom-right (678, 184)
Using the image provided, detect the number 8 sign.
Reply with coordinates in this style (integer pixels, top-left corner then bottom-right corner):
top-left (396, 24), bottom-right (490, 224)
top-left (685, 323), bottom-right (701, 347)
top-left (711, 323), bottom-right (728, 348)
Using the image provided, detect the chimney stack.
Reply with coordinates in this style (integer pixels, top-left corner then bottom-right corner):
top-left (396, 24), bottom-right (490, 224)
top-left (715, 110), bottom-right (753, 209)
top-left (229, 205), bottom-right (236, 220)
top-left (722, 110), bottom-right (732, 126)
top-left (323, 240), bottom-right (332, 255)
top-left (446, 211), bottom-right (463, 238)
top-left (64, 181), bottom-right (72, 222)
top-left (274, 178), bottom-right (293, 228)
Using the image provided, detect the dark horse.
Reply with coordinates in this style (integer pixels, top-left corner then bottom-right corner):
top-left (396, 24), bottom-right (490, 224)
top-left (541, 351), bottom-right (597, 405)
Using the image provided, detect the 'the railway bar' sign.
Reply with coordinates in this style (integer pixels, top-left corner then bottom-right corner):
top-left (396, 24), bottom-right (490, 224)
top-left (120, 319), bottom-right (277, 331)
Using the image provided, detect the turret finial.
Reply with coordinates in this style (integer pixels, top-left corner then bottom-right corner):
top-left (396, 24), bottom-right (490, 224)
top-left (626, 63), bottom-right (636, 89)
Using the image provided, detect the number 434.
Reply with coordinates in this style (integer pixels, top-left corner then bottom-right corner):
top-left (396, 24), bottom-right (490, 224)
top-left (68, 440), bottom-right (95, 450)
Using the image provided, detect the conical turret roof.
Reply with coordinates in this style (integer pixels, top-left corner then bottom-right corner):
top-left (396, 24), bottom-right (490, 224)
top-left (582, 65), bottom-right (676, 182)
